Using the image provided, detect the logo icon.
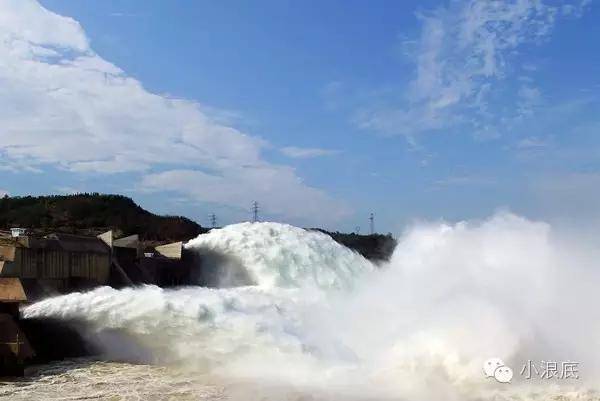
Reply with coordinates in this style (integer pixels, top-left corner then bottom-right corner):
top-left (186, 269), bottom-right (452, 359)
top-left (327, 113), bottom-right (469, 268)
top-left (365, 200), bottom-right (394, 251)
top-left (483, 357), bottom-right (513, 383)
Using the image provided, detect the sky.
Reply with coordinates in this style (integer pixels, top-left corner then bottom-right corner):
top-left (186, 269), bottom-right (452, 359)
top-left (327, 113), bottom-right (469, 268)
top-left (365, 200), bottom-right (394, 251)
top-left (0, 0), bottom-right (598, 233)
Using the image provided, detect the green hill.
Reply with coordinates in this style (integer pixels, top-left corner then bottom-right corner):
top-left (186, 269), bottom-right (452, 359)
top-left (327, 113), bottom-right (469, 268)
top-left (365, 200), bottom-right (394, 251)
top-left (313, 229), bottom-right (396, 262)
top-left (0, 193), bottom-right (396, 260)
top-left (0, 193), bottom-right (207, 241)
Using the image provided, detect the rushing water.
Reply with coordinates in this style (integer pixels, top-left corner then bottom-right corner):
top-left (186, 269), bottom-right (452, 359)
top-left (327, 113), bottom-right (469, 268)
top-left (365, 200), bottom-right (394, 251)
top-left (8, 216), bottom-right (600, 400)
top-left (0, 359), bottom-right (225, 401)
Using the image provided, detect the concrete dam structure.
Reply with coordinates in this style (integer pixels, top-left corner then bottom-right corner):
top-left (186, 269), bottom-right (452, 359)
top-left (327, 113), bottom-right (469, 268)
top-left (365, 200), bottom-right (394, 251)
top-left (0, 229), bottom-right (194, 375)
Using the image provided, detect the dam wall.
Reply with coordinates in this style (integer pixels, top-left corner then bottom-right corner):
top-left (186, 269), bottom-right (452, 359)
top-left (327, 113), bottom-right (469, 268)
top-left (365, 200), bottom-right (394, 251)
top-left (0, 230), bottom-right (191, 375)
top-left (0, 225), bottom-right (391, 376)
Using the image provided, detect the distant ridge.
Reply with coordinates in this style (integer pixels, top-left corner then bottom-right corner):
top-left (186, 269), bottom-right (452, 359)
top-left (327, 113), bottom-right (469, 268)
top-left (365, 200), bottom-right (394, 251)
top-left (0, 193), bottom-right (396, 261)
top-left (312, 229), bottom-right (396, 262)
top-left (0, 193), bottom-right (207, 242)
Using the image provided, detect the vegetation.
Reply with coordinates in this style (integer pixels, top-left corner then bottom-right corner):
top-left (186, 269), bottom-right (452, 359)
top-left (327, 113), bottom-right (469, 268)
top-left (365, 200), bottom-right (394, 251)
top-left (0, 193), bottom-right (207, 241)
top-left (0, 193), bottom-right (395, 260)
top-left (313, 229), bottom-right (397, 262)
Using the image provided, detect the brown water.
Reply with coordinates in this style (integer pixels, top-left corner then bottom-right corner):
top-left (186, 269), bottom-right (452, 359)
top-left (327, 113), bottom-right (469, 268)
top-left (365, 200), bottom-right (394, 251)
top-left (0, 359), bottom-right (224, 401)
top-left (0, 358), bottom-right (599, 401)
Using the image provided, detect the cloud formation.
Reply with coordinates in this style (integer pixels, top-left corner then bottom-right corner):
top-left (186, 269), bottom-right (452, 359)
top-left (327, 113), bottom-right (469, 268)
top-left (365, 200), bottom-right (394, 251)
top-left (0, 0), bottom-right (348, 222)
top-left (139, 168), bottom-right (350, 222)
top-left (357, 0), bottom-right (589, 139)
top-left (280, 147), bottom-right (340, 159)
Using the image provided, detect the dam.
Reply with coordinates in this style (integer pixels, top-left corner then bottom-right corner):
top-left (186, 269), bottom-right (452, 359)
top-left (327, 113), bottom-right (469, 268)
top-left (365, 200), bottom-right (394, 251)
top-left (1, 218), bottom-right (597, 400)
top-left (0, 228), bottom-right (194, 375)
top-left (0, 225), bottom-right (394, 376)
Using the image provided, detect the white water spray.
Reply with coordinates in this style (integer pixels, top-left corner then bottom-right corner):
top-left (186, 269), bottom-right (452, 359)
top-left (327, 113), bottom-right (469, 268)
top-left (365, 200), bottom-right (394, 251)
top-left (184, 222), bottom-right (374, 289)
top-left (23, 216), bottom-right (600, 400)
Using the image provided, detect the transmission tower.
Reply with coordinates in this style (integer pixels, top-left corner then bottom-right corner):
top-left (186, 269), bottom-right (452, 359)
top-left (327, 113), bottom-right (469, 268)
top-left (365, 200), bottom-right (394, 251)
top-left (252, 201), bottom-right (259, 222)
top-left (210, 213), bottom-right (217, 228)
top-left (369, 213), bottom-right (375, 235)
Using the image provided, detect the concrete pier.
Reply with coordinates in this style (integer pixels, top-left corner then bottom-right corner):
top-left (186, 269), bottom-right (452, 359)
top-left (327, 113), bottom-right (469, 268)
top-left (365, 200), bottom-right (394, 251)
top-left (0, 229), bottom-right (195, 376)
top-left (0, 278), bottom-right (33, 376)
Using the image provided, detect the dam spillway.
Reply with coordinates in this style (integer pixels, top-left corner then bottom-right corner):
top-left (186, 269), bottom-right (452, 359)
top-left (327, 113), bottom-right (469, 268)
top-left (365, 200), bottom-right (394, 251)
top-left (0, 229), bottom-right (197, 375)
top-left (0, 224), bottom-right (391, 376)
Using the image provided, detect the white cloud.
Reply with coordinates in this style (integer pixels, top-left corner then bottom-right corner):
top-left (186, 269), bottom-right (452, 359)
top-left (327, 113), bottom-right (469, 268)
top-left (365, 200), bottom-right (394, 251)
top-left (433, 175), bottom-right (494, 187)
top-left (280, 147), bottom-right (340, 159)
top-left (517, 84), bottom-right (542, 118)
top-left (357, 0), bottom-right (583, 138)
top-left (0, 0), bottom-right (349, 222)
top-left (561, 0), bottom-right (592, 17)
top-left (139, 168), bottom-right (351, 223)
top-left (516, 136), bottom-right (549, 150)
top-left (108, 12), bottom-right (142, 18)
top-left (0, 0), bottom-right (88, 51)
top-left (0, 190), bottom-right (9, 198)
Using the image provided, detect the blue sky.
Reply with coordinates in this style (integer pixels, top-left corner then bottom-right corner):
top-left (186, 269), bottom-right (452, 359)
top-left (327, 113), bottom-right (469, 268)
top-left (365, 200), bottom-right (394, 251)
top-left (0, 0), bottom-right (599, 233)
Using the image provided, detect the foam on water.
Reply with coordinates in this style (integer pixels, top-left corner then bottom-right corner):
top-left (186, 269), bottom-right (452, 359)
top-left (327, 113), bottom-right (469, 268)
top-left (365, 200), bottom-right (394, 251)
top-left (22, 216), bottom-right (600, 400)
top-left (0, 359), bottom-right (224, 401)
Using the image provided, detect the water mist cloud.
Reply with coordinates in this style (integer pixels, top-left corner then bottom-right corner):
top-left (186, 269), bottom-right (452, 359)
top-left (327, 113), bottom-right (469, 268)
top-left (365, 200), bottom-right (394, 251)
top-left (23, 215), bottom-right (600, 400)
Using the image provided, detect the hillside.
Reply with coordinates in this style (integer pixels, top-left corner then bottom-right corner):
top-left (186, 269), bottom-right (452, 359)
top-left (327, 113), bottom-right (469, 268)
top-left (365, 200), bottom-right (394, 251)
top-left (0, 193), bottom-right (207, 241)
top-left (0, 193), bottom-right (396, 260)
top-left (313, 229), bottom-right (397, 262)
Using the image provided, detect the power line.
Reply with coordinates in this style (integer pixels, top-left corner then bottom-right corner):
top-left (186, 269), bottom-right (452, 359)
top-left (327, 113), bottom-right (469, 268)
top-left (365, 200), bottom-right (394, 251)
top-left (369, 213), bottom-right (375, 235)
top-left (252, 201), bottom-right (259, 222)
top-left (209, 213), bottom-right (217, 228)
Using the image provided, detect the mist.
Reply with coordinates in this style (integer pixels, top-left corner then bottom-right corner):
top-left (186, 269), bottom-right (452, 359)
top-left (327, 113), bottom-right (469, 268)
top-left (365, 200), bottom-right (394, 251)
top-left (23, 214), bottom-right (600, 400)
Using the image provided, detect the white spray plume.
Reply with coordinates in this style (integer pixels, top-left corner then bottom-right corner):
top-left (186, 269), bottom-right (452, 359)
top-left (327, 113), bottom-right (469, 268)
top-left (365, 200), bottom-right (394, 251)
top-left (23, 215), bottom-right (600, 400)
top-left (184, 222), bottom-right (374, 289)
